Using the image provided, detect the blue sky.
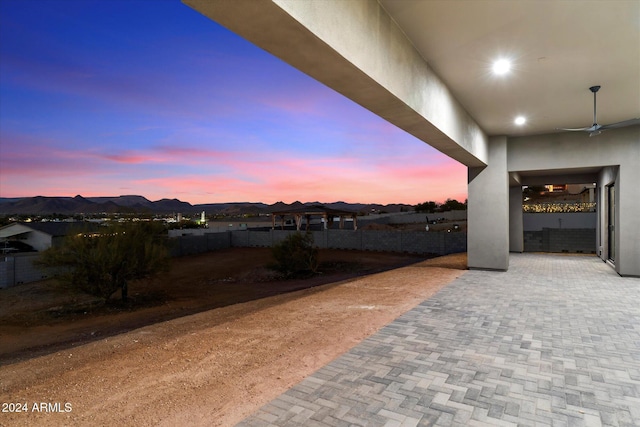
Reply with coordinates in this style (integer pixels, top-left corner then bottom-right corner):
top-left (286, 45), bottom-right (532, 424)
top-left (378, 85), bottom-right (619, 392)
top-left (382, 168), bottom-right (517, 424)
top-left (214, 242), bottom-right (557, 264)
top-left (0, 0), bottom-right (467, 205)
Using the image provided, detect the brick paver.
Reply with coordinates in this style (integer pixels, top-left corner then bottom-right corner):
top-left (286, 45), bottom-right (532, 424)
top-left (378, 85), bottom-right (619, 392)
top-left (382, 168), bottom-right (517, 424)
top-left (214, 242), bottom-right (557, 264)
top-left (237, 254), bottom-right (640, 426)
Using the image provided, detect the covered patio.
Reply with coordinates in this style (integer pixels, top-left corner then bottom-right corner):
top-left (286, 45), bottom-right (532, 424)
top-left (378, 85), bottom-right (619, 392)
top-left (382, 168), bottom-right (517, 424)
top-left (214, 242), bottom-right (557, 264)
top-left (239, 253), bottom-right (640, 426)
top-left (185, 0), bottom-right (640, 277)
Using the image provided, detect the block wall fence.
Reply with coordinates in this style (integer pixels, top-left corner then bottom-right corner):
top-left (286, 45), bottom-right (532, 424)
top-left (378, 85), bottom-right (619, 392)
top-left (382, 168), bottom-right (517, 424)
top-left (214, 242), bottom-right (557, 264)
top-left (0, 253), bottom-right (53, 288)
top-left (2, 225), bottom-right (598, 288)
top-left (3, 230), bottom-right (465, 288)
top-left (170, 229), bottom-right (467, 258)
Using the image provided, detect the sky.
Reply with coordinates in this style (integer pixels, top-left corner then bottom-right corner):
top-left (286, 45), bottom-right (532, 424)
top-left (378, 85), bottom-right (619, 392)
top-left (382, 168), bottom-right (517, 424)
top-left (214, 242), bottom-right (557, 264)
top-left (0, 0), bottom-right (467, 206)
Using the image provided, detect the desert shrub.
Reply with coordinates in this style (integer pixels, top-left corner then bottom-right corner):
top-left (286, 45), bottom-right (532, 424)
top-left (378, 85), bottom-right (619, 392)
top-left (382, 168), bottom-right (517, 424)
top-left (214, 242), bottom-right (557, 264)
top-left (270, 232), bottom-right (318, 278)
top-left (36, 222), bottom-right (169, 302)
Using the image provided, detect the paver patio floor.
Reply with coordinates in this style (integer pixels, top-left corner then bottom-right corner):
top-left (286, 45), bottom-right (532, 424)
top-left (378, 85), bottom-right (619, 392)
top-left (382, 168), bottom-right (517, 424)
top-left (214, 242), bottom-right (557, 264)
top-left (237, 254), bottom-right (640, 427)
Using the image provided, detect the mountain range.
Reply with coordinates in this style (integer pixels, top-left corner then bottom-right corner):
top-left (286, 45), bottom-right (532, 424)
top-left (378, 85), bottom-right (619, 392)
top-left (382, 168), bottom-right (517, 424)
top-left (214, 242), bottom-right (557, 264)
top-left (0, 195), bottom-right (414, 216)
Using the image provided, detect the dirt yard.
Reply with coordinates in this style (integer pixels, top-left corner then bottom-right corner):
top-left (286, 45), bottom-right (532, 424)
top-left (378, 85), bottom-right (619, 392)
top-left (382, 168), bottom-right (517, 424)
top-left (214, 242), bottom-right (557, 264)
top-left (0, 248), bottom-right (466, 427)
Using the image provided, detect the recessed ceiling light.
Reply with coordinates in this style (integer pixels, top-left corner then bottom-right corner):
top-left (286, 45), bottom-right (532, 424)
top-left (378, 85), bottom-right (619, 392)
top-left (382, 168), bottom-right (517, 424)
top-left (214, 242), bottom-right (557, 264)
top-left (492, 59), bottom-right (511, 75)
top-left (514, 116), bottom-right (526, 125)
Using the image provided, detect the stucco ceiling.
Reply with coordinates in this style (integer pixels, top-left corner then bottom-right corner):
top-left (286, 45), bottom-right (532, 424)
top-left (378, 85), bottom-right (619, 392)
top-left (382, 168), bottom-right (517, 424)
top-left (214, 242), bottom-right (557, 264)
top-left (379, 0), bottom-right (640, 137)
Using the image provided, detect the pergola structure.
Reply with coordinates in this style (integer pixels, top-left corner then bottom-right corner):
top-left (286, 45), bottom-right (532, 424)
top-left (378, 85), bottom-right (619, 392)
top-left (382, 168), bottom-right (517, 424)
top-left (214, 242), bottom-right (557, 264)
top-left (271, 205), bottom-right (358, 231)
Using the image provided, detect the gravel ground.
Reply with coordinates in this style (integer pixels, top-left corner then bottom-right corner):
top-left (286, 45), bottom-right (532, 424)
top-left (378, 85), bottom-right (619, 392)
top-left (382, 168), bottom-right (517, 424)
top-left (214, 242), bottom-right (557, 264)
top-left (0, 250), bottom-right (466, 426)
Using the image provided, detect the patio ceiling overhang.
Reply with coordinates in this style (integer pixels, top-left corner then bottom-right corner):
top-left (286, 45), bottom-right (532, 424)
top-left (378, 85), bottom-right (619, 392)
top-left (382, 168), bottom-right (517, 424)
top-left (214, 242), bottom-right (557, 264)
top-left (510, 167), bottom-right (603, 187)
top-left (183, 0), bottom-right (489, 167)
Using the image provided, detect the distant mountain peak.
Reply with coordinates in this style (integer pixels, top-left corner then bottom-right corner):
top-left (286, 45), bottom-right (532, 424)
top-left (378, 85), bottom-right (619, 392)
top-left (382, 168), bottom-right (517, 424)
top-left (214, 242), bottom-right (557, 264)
top-left (0, 195), bottom-right (415, 216)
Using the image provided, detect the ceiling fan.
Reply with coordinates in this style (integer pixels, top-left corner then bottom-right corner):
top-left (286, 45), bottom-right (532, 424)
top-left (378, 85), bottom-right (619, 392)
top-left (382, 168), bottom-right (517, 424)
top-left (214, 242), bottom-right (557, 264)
top-left (558, 85), bottom-right (640, 137)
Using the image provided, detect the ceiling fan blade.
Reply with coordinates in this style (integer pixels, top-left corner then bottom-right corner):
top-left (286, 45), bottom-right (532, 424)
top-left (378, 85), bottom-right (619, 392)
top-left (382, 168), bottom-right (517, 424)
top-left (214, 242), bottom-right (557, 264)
top-left (557, 127), bottom-right (592, 132)
top-left (557, 86), bottom-right (636, 136)
top-left (598, 118), bottom-right (640, 130)
top-left (557, 123), bottom-right (600, 132)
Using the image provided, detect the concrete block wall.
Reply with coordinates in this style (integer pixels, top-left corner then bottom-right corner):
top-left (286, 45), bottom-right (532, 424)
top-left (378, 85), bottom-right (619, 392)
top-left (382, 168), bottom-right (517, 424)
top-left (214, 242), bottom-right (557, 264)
top-left (325, 229), bottom-right (361, 250)
top-left (523, 228), bottom-right (596, 253)
top-left (403, 231), bottom-right (438, 254)
top-left (231, 230), bottom-right (250, 247)
top-left (3, 230), bottom-right (467, 287)
top-left (0, 253), bottom-right (52, 288)
top-left (207, 232), bottom-right (232, 251)
top-left (358, 210), bottom-right (467, 226)
top-left (362, 231), bottom-right (400, 252)
top-left (523, 231), bottom-right (543, 252)
top-left (170, 232), bottom-right (231, 256)
top-left (223, 229), bottom-right (466, 255)
top-left (0, 260), bottom-right (10, 288)
top-left (546, 228), bottom-right (596, 253)
top-left (443, 232), bottom-right (467, 254)
top-left (170, 235), bottom-right (209, 256)
top-left (312, 231), bottom-right (327, 248)
top-left (248, 230), bottom-right (273, 247)
top-left (387, 211), bottom-right (467, 224)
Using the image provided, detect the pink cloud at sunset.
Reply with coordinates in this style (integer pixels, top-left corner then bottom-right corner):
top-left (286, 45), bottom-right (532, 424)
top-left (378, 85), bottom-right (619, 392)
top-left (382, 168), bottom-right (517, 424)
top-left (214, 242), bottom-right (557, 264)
top-left (1, 130), bottom-right (466, 205)
top-left (96, 152), bottom-right (466, 205)
top-left (0, 1), bottom-right (468, 206)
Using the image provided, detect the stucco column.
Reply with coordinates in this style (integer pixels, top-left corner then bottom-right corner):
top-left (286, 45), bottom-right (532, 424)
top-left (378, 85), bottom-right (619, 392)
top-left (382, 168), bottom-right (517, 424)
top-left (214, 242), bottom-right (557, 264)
top-left (597, 166), bottom-right (617, 263)
top-left (618, 164), bottom-right (640, 277)
top-left (468, 136), bottom-right (509, 270)
top-left (509, 186), bottom-right (524, 252)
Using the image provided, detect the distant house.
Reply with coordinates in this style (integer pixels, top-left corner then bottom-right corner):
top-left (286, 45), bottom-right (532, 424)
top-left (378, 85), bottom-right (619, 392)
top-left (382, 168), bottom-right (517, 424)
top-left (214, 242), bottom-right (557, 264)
top-left (271, 205), bottom-right (359, 231)
top-left (0, 222), bottom-right (96, 253)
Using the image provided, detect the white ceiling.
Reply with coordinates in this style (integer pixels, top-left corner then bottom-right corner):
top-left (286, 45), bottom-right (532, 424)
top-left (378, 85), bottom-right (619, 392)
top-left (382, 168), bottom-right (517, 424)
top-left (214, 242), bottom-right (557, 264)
top-left (379, 0), bottom-right (640, 137)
